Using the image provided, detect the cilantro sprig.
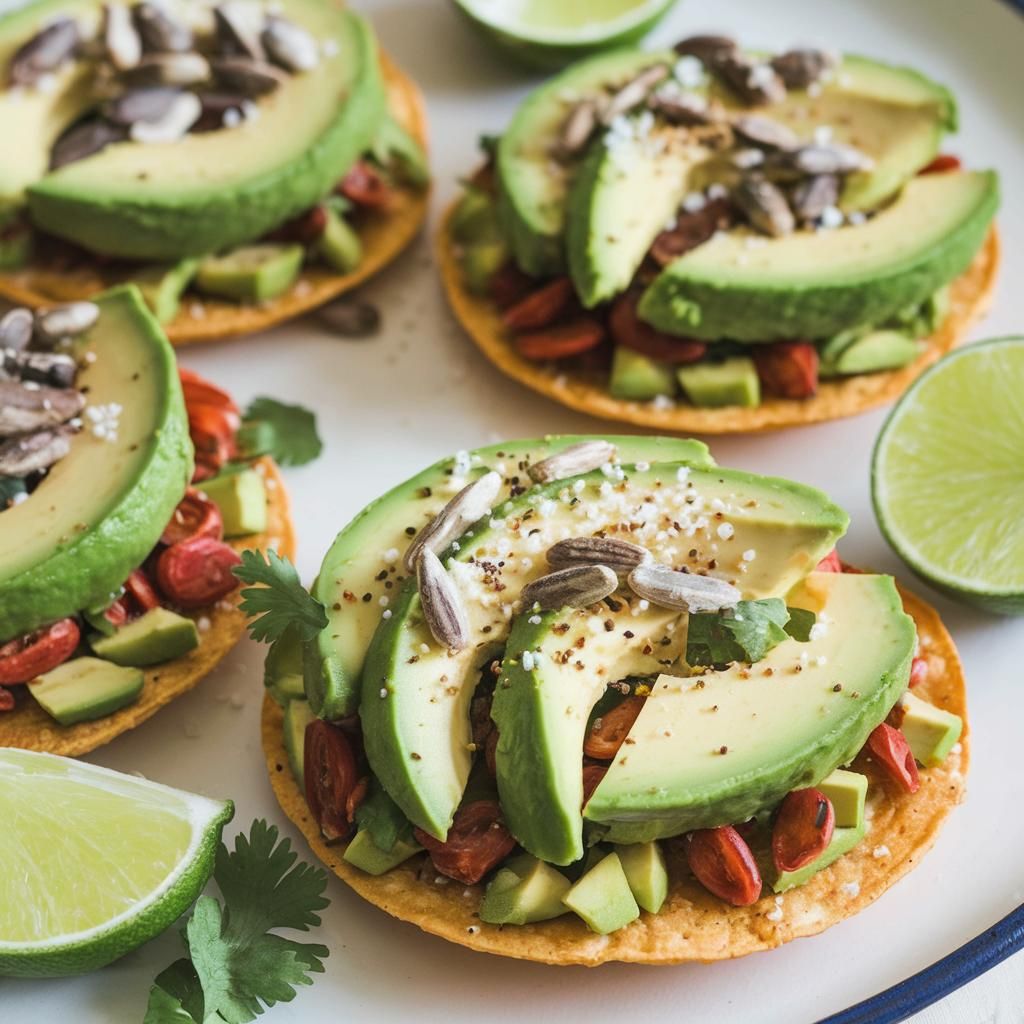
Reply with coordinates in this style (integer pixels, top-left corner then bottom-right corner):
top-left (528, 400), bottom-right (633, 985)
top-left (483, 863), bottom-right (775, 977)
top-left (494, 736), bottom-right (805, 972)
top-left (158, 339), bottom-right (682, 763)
top-left (233, 549), bottom-right (328, 646)
top-left (236, 397), bottom-right (323, 468)
top-left (145, 820), bottom-right (330, 1024)
top-left (686, 599), bottom-right (817, 666)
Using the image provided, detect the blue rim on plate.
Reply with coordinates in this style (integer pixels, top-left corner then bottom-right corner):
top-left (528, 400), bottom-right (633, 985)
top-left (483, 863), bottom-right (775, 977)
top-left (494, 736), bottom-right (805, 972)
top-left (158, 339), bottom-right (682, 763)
top-left (819, 5), bottom-right (1023, 1020)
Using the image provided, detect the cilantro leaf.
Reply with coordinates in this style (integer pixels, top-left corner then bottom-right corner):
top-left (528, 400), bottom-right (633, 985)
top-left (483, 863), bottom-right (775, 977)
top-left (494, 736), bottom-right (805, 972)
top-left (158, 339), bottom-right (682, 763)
top-left (784, 607), bottom-right (817, 642)
top-left (687, 599), bottom-right (792, 666)
top-left (145, 821), bottom-right (331, 1024)
top-left (353, 779), bottom-right (414, 853)
top-left (237, 397), bottom-right (322, 468)
top-left (233, 549), bottom-right (328, 645)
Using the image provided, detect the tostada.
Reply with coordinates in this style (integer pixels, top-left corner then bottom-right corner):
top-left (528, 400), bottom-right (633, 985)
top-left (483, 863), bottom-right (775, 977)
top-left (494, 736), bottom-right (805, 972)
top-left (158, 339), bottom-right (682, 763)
top-left (257, 436), bottom-right (967, 964)
top-left (0, 0), bottom-right (429, 345)
top-left (440, 35), bottom-right (999, 432)
top-left (0, 285), bottom-right (299, 755)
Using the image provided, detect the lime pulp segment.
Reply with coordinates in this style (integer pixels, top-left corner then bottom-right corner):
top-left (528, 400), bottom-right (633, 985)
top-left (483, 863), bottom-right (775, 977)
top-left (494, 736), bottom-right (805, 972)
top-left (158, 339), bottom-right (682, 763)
top-left (455, 0), bottom-right (674, 42)
top-left (873, 338), bottom-right (1024, 610)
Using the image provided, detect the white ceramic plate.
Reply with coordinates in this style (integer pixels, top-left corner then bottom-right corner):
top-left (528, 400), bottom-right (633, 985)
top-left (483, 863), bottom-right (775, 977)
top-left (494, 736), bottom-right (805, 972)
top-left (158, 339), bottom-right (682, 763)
top-left (3, 0), bottom-right (1023, 1021)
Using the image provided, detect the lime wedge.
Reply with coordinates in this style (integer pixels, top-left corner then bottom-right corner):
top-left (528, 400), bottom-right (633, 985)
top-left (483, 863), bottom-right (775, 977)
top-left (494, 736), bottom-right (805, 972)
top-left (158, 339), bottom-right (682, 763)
top-left (0, 749), bottom-right (232, 977)
top-left (873, 338), bottom-right (1024, 614)
top-left (452, 0), bottom-right (680, 69)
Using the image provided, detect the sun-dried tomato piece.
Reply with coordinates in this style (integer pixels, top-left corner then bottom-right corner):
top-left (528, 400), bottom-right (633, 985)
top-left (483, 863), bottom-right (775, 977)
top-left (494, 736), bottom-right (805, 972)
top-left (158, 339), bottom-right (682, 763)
top-left (179, 369), bottom-right (240, 416)
top-left (123, 569), bottom-right (161, 612)
top-left (685, 825), bottom-right (762, 906)
top-left (161, 489), bottom-right (224, 547)
top-left (501, 277), bottom-right (575, 331)
top-left (584, 695), bottom-right (645, 760)
top-left (265, 204), bottom-right (328, 245)
top-left (816, 549), bottom-right (842, 573)
top-left (414, 800), bottom-right (516, 885)
top-left (0, 618), bottom-right (80, 686)
top-left (920, 154), bottom-right (961, 174)
top-left (609, 291), bottom-right (707, 364)
top-left (582, 763), bottom-right (608, 806)
top-left (753, 341), bottom-right (819, 399)
top-left (515, 318), bottom-right (605, 360)
top-left (771, 788), bottom-right (835, 873)
top-left (339, 160), bottom-right (392, 209)
top-left (304, 719), bottom-right (359, 843)
top-left (866, 722), bottom-right (920, 794)
top-left (156, 536), bottom-right (241, 609)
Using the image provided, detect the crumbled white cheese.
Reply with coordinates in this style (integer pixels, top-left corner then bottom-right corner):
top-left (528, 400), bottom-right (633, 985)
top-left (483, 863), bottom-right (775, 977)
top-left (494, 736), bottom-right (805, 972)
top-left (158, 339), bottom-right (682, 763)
top-left (674, 55), bottom-right (705, 89)
top-left (717, 522), bottom-right (735, 540)
top-left (840, 881), bottom-right (860, 898)
top-left (742, 549), bottom-right (756, 562)
top-left (872, 845), bottom-right (890, 859)
top-left (813, 125), bottom-right (834, 145)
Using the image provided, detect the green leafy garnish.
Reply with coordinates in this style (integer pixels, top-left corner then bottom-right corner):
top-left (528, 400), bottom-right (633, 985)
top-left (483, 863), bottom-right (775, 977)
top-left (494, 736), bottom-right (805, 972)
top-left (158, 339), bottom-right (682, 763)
top-left (145, 820), bottom-right (330, 1024)
top-left (233, 549), bottom-right (328, 645)
top-left (687, 599), bottom-right (815, 666)
top-left (353, 779), bottom-right (414, 853)
top-left (237, 397), bottom-right (322, 468)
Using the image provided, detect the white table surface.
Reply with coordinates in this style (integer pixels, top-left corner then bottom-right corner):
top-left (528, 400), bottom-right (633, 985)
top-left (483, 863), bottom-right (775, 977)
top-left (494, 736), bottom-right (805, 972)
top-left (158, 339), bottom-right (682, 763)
top-left (4, 0), bottom-right (1024, 1021)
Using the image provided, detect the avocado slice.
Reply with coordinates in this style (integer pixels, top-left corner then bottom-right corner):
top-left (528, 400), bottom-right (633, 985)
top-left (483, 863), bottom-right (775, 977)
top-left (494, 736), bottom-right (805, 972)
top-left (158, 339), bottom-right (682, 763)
top-left (90, 607), bottom-right (199, 667)
top-left (587, 572), bottom-right (915, 843)
top-left (195, 244), bottom-right (304, 303)
top-left (479, 854), bottom-right (571, 925)
top-left (678, 357), bottom-right (761, 408)
top-left (200, 468), bottom-right (268, 538)
top-left (616, 841), bottom-right (669, 914)
top-left (771, 822), bottom-right (867, 894)
top-left (24, 6), bottom-right (386, 260)
top-left (29, 657), bottom-right (144, 727)
top-left (496, 47), bottom-right (673, 276)
top-left (566, 127), bottom-right (706, 307)
top-left (132, 259), bottom-right (200, 325)
top-left (461, 241), bottom-right (510, 295)
top-left (608, 346), bottom-right (676, 401)
top-left (899, 691), bottom-right (963, 767)
top-left (266, 627), bottom-right (306, 708)
top-left (283, 698), bottom-right (315, 783)
top-left (562, 852), bottom-right (640, 935)
top-left (371, 113), bottom-right (429, 188)
top-left (639, 171), bottom-right (999, 342)
top-left (342, 828), bottom-right (422, 875)
top-left (307, 435), bottom-right (714, 720)
top-left (830, 329), bottom-right (922, 376)
top-left (0, 286), bottom-right (192, 643)
top-left (362, 461), bottom-right (847, 844)
top-left (818, 768), bottom-right (867, 830)
top-left (317, 207), bottom-right (363, 274)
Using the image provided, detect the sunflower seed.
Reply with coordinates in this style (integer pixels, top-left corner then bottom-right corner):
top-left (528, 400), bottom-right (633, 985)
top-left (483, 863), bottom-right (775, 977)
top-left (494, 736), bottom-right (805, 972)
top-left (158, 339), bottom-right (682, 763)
top-left (3, 349), bottom-right (77, 388)
top-left (211, 55), bottom-right (287, 96)
top-left (648, 90), bottom-right (722, 126)
top-left (262, 15), bottom-right (319, 72)
top-left (627, 563), bottom-right (740, 613)
top-left (129, 90), bottom-right (200, 142)
top-left (9, 17), bottom-right (80, 87)
top-left (36, 301), bottom-right (100, 341)
top-left (556, 100), bottom-right (599, 158)
top-left (602, 64), bottom-right (670, 124)
top-left (127, 51), bottom-right (210, 86)
top-left (714, 54), bottom-right (786, 107)
top-left (133, 2), bottom-right (193, 53)
top-left (527, 441), bottom-right (617, 484)
top-left (732, 114), bottom-right (799, 151)
top-left (546, 537), bottom-right (651, 576)
top-left (213, 2), bottom-right (265, 60)
top-left (50, 117), bottom-right (127, 170)
top-left (404, 470), bottom-right (503, 572)
top-left (733, 177), bottom-right (794, 237)
top-left (521, 565), bottom-right (618, 611)
top-left (101, 3), bottom-right (142, 70)
top-left (105, 85), bottom-right (181, 125)
top-left (789, 143), bottom-right (873, 177)
top-left (0, 429), bottom-right (72, 478)
top-left (771, 48), bottom-right (836, 90)
top-left (0, 309), bottom-right (34, 352)
top-left (417, 549), bottom-right (469, 651)
top-left (673, 35), bottom-right (737, 63)
top-left (791, 174), bottom-right (840, 223)
top-left (315, 299), bottom-right (380, 338)
top-left (0, 381), bottom-right (85, 437)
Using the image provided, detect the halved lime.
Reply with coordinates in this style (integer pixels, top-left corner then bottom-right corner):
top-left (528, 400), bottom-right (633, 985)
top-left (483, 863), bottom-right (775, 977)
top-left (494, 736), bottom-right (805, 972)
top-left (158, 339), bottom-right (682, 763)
top-left (0, 749), bottom-right (232, 977)
top-left (452, 0), bottom-right (680, 69)
top-left (873, 338), bottom-right (1024, 614)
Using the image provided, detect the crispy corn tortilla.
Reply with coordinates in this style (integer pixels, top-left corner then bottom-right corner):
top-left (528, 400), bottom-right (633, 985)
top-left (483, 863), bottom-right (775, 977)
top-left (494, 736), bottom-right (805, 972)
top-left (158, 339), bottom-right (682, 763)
top-left (0, 54), bottom-right (429, 347)
top-left (438, 206), bottom-right (1000, 434)
top-left (262, 579), bottom-right (967, 965)
top-left (0, 457), bottom-right (294, 758)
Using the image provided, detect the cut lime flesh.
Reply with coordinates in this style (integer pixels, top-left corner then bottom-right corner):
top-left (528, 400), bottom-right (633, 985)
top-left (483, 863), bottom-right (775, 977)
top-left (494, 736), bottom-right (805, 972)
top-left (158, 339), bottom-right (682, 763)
top-left (452, 0), bottom-right (678, 68)
top-left (873, 338), bottom-right (1024, 613)
top-left (0, 749), bottom-right (233, 977)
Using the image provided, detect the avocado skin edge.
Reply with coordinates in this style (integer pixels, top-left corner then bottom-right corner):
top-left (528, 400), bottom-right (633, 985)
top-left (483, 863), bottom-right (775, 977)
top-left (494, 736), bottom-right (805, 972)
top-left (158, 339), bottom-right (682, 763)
top-left (637, 171), bottom-right (1000, 342)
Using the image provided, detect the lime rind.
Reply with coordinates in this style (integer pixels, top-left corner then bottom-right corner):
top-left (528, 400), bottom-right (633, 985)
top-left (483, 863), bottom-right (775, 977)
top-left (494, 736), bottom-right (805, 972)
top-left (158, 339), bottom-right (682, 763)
top-left (873, 337), bottom-right (1024, 614)
top-left (0, 750), bottom-right (233, 977)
